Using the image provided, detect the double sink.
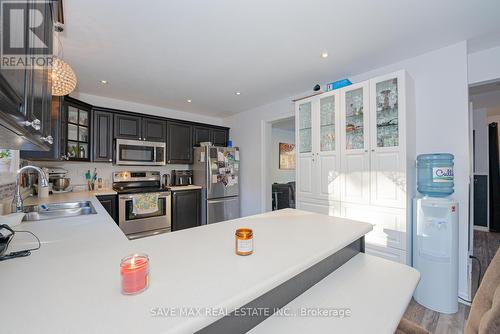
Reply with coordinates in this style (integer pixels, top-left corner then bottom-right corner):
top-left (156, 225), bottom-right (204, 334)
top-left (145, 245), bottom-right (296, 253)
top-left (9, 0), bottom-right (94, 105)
top-left (22, 201), bottom-right (97, 222)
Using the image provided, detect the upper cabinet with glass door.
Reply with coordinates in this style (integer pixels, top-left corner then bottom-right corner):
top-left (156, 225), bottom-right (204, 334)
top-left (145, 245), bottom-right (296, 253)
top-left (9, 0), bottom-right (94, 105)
top-left (342, 84), bottom-right (368, 151)
top-left (319, 93), bottom-right (337, 152)
top-left (298, 101), bottom-right (312, 154)
top-left (66, 101), bottom-right (91, 161)
top-left (373, 76), bottom-right (400, 148)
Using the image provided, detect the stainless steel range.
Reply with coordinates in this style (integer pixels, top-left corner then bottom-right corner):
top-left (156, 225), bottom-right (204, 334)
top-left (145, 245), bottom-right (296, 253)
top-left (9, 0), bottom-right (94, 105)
top-left (113, 171), bottom-right (171, 240)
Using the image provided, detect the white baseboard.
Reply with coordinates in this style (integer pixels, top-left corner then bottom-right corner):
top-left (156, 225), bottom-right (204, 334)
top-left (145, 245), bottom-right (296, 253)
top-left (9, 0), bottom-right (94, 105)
top-left (473, 226), bottom-right (489, 232)
top-left (458, 290), bottom-right (472, 305)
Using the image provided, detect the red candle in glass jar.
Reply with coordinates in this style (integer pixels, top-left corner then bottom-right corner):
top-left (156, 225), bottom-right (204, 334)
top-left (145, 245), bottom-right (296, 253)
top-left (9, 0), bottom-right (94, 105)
top-left (120, 254), bottom-right (149, 295)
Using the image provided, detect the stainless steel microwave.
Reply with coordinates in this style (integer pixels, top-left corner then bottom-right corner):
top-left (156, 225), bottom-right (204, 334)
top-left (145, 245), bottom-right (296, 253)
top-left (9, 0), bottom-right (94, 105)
top-left (115, 139), bottom-right (166, 165)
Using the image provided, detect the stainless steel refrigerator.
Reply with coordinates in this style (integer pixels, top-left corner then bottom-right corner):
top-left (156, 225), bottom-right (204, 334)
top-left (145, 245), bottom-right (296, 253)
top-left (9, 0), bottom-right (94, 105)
top-left (193, 146), bottom-right (240, 225)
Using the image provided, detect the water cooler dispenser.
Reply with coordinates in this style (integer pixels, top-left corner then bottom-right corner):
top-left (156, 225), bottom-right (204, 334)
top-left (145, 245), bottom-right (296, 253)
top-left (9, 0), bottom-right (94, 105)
top-left (413, 153), bottom-right (458, 314)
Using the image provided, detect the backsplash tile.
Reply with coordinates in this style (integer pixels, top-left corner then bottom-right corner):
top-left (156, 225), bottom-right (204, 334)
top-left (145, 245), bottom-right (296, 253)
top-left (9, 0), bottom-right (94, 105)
top-left (30, 162), bottom-right (191, 189)
top-left (0, 182), bottom-right (16, 201)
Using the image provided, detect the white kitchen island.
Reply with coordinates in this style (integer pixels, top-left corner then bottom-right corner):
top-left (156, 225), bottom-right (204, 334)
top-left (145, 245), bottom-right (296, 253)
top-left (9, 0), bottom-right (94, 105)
top-left (0, 194), bottom-right (377, 334)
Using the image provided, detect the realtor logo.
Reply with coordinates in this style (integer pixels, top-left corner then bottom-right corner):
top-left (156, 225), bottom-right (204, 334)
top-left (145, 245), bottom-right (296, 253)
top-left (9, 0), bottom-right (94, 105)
top-left (1, 0), bottom-right (53, 68)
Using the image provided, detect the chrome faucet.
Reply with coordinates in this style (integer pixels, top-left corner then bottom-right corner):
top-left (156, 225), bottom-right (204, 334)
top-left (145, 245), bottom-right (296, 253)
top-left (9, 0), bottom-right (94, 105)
top-left (11, 166), bottom-right (49, 213)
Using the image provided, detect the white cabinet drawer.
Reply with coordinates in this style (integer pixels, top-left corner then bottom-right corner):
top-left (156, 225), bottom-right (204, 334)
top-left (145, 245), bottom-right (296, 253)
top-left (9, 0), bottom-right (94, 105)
top-left (341, 203), bottom-right (406, 250)
top-left (365, 244), bottom-right (407, 264)
top-left (297, 200), bottom-right (341, 217)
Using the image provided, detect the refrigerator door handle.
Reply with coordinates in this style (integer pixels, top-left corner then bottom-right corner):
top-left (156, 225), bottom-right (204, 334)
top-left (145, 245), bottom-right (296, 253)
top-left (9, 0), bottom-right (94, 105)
top-left (207, 146), bottom-right (212, 195)
top-left (208, 197), bottom-right (238, 204)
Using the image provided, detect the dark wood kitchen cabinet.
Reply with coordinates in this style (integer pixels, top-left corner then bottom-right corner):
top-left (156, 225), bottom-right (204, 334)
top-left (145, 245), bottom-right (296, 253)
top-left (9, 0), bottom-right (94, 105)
top-left (20, 96), bottom-right (229, 162)
top-left (96, 195), bottom-right (118, 223)
top-left (193, 126), bottom-right (211, 146)
top-left (114, 113), bottom-right (165, 142)
top-left (62, 98), bottom-right (92, 161)
top-left (0, 0), bottom-right (53, 151)
top-left (171, 189), bottom-right (201, 231)
top-left (211, 128), bottom-right (229, 146)
top-left (193, 126), bottom-right (229, 147)
top-left (167, 121), bottom-right (193, 164)
top-left (142, 118), bottom-right (166, 142)
top-left (20, 97), bottom-right (63, 160)
top-left (92, 109), bottom-right (114, 162)
top-left (114, 113), bottom-right (142, 140)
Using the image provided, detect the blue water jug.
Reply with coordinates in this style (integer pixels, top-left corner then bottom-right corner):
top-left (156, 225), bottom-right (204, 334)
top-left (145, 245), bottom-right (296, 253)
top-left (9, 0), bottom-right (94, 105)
top-left (417, 153), bottom-right (454, 197)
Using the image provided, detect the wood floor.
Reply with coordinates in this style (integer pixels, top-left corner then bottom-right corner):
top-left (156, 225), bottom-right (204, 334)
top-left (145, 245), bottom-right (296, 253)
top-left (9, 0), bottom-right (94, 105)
top-left (401, 230), bottom-right (500, 334)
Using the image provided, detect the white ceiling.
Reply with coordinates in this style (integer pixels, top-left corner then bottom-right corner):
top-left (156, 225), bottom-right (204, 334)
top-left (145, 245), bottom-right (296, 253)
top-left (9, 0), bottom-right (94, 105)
top-left (62, 0), bottom-right (500, 117)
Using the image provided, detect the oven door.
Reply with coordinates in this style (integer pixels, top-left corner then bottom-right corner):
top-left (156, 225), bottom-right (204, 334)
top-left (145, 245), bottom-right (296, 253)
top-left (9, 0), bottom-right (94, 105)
top-left (118, 192), bottom-right (171, 238)
top-left (116, 139), bottom-right (166, 165)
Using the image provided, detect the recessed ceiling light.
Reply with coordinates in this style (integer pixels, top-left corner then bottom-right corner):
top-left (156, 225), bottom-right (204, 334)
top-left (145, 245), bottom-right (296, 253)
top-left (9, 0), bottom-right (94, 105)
top-left (320, 52), bottom-right (329, 59)
top-left (235, 91), bottom-right (241, 96)
top-left (100, 80), bottom-right (108, 84)
top-left (187, 99), bottom-right (192, 103)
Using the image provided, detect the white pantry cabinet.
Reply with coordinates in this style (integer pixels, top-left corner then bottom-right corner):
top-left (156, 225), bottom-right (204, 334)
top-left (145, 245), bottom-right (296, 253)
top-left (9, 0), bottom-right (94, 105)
top-left (296, 70), bottom-right (415, 264)
top-left (296, 90), bottom-right (341, 202)
top-left (340, 81), bottom-right (371, 205)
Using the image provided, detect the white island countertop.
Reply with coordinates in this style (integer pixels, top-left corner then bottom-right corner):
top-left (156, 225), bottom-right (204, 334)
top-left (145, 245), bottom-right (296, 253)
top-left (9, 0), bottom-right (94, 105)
top-left (0, 192), bottom-right (372, 334)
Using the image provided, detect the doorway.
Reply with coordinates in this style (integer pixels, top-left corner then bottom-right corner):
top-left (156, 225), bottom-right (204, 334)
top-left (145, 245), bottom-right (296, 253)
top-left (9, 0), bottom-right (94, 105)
top-left (469, 79), bottom-right (500, 298)
top-left (261, 116), bottom-right (296, 212)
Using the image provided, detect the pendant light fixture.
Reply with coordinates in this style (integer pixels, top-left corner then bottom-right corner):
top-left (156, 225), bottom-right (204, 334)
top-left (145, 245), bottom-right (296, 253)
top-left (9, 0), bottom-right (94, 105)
top-left (51, 23), bottom-right (77, 96)
top-left (51, 57), bottom-right (77, 96)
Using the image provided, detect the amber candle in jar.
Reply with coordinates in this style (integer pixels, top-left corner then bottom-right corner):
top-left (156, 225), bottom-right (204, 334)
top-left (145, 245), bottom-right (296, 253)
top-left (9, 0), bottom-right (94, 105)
top-left (235, 228), bottom-right (253, 255)
top-left (120, 253), bottom-right (149, 295)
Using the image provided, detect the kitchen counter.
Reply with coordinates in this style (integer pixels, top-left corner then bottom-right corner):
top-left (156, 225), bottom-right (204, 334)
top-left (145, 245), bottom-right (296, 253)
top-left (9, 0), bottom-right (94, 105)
top-left (24, 188), bottom-right (117, 206)
top-left (0, 195), bottom-right (372, 334)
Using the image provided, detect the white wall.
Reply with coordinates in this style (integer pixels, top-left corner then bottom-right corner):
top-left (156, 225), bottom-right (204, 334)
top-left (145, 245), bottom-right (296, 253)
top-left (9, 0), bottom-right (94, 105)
top-left (270, 128), bottom-right (295, 184)
top-left (473, 108), bottom-right (489, 175)
top-left (72, 93), bottom-right (224, 126)
top-left (224, 98), bottom-right (295, 217)
top-left (225, 41), bottom-right (471, 300)
top-left (468, 45), bottom-right (500, 85)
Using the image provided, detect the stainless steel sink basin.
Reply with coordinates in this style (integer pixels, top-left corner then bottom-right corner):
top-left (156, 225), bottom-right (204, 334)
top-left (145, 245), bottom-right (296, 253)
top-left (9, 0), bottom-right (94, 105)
top-left (22, 201), bottom-right (97, 221)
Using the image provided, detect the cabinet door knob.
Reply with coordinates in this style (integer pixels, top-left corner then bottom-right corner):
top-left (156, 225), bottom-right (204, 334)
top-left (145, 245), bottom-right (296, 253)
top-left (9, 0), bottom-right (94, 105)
top-left (109, 159), bottom-right (112, 162)
top-left (371, 149), bottom-right (375, 152)
top-left (41, 135), bottom-right (53, 144)
top-left (22, 118), bottom-right (41, 131)
top-left (139, 137), bottom-right (142, 140)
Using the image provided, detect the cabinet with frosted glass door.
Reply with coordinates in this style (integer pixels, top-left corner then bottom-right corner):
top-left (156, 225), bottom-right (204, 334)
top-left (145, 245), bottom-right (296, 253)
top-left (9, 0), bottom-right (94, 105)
top-left (297, 97), bottom-right (315, 198)
top-left (369, 71), bottom-right (406, 208)
top-left (340, 81), bottom-right (370, 205)
top-left (62, 98), bottom-right (92, 161)
top-left (316, 90), bottom-right (341, 201)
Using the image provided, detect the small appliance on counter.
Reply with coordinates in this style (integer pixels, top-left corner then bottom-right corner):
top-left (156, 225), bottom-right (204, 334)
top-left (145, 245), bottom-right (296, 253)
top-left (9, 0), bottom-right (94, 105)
top-left (171, 170), bottom-right (193, 186)
top-left (47, 167), bottom-right (72, 193)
